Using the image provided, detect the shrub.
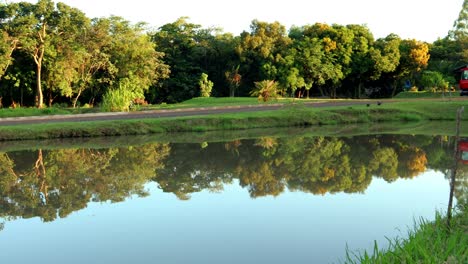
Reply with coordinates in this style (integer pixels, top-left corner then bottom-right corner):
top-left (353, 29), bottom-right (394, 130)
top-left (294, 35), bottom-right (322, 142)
top-left (101, 88), bottom-right (134, 112)
top-left (420, 71), bottom-right (449, 91)
top-left (199, 73), bottom-right (214, 97)
top-left (250, 80), bottom-right (280, 102)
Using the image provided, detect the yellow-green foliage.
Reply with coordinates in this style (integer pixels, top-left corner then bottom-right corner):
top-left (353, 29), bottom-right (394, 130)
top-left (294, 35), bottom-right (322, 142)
top-left (101, 88), bottom-right (134, 112)
top-left (251, 80), bottom-right (280, 102)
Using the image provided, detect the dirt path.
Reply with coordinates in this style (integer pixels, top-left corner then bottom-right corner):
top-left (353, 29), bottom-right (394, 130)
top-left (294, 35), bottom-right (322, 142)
top-left (0, 98), bottom-right (464, 126)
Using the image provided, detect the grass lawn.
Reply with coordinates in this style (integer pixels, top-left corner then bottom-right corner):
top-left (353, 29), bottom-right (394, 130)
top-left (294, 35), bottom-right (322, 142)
top-left (394, 91), bottom-right (462, 99)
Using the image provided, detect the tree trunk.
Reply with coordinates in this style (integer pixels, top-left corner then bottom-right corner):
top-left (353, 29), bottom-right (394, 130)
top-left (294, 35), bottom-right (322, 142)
top-left (72, 87), bottom-right (84, 108)
top-left (36, 62), bottom-right (43, 108)
top-left (34, 24), bottom-right (46, 108)
top-left (391, 80), bottom-right (398, 98)
top-left (318, 87), bottom-right (325, 97)
top-left (358, 81), bottom-right (362, 99)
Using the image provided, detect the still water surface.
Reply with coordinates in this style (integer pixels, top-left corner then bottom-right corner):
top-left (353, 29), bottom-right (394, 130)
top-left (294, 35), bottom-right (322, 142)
top-left (0, 133), bottom-right (462, 264)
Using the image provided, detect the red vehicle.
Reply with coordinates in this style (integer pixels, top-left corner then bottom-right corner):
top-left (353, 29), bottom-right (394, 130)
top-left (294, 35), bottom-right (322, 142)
top-left (454, 65), bottom-right (468, 96)
top-left (459, 141), bottom-right (468, 164)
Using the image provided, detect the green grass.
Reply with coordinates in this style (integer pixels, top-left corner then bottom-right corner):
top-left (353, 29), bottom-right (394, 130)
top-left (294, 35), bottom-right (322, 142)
top-left (394, 91), bottom-right (461, 99)
top-left (0, 106), bottom-right (99, 118)
top-left (343, 100), bottom-right (468, 119)
top-left (344, 206), bottom-right (468, 264)
top-left (0, 97), bottom-right (325, 118)
top-left (0, 100), bottom-right (467, 141)
top-left (144, 96), bottom-right (319, 110)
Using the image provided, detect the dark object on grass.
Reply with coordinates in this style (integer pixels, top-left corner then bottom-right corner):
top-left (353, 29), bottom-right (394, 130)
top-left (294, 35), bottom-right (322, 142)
top-left (377, 101), bottom-right (382, 106)
top-left (366, 103), bottom-right (370, 107)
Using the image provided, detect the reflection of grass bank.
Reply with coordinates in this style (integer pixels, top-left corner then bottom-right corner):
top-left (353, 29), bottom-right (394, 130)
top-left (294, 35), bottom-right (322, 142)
top-left (0, 101), bottom-right (467, 141)
top-left (344, 206), bottom-right (467, 263)
top-left (0, 121), bottom-right (466, 152)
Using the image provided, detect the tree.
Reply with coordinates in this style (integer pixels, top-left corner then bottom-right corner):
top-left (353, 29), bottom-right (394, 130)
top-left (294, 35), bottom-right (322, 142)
top-left (199, 73), bottom-right (213, 97)
top-left (0, 31), bottom-right (17, 81)
top-left (298, 23), bottom-right (354, 98)
top-left (450, 0), bottom-right (468, 40)
top-left (150, 17), bottom-right (203, 103)
top-left (42, 2), bottom-right (92, 107)
top-left (427, 0), bottom-right (468, 88)
top-left (366, 34), bottom-right (402, 97)
top-left (398, 39), bottom-right (430, 78)
top-left (292, 36), bottom-right (330, 98)
top-left (104, 17), bottom-right (169, 102)
top-left (382, 38), bottom-right (429, 96)
top-left (345, 24), bottom-right (375, 98)
top-left (1, 0), bottom-right (55, 108)
top-left (225, 65), bottom-right (241, 97)
top-left (57, 16), bottom-right (115, 108)
top-left (372, 34), bottom-right (401, 77)
top-left (0, 0), bottom-right (92, 108)
top-left (236, 20), bottom-right (292, 94)
top-left (276, 49), bottom-right (305, 97)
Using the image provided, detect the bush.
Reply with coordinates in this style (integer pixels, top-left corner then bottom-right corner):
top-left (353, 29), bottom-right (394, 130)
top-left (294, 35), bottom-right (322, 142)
top-left (199, 73), bottom-right (214, 97)
top-left (409, 86), bottom-right (419, 92)
top-left (101, 88), bottom-right (134, 112)
top-left (250, 80), bottom-right (280, 102)
top-left (420, 71), bottom-right (449, 91)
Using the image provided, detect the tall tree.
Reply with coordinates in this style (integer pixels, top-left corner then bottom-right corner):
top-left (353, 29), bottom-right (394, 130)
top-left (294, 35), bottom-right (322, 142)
top-left (450, 0), bottom-right (468, 40)
top-left (237, 20), bottom-right (292, 94)
top-left (428, 0), bottom-right (468, 87)
top-left (300, 23), bottom-right (354, 97)
top-left (42, 2), bottom-right (91, 106)
top-left (151, 17), bottom-right (203, 103)
top-left (0, 31), bottom-right (17, 81)
top-left (394, 39), bottom-right (430, 94)
top-left (345, 24), bottom-right (375, 98)
top-left (104, 17), bottom-right (169, 100)
top-left (368, 34), bottom-right (401, 96)
top-left (0, 0), bottom-right (84, 108)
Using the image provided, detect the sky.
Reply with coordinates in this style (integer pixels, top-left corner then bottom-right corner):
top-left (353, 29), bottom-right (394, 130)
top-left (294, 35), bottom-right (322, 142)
top-left (7, 0), bottom-right (465, 42)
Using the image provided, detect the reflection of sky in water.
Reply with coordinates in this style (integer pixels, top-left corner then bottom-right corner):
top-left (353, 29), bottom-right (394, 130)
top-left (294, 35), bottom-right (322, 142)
top-left (0, 170), bottom-right (450, 264)
top-left (462, 151), bottom-right (468, 161)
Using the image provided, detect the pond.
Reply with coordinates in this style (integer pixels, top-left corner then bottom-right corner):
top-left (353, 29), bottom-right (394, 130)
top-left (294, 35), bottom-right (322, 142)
top-left (0, 132), bottom-right (465, 264)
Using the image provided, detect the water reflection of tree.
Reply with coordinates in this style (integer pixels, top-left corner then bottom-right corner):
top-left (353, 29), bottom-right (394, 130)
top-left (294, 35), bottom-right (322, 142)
top-left (156, 135), bottom-right (444, 198)
top-left (454, 164), bottom-right (468, 206)
top-left (0, 144), bottom-right (170, 222)
top-left (0, 134), bottom-right (459, 225)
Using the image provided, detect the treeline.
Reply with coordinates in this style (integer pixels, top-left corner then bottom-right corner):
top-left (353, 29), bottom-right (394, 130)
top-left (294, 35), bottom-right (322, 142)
top-left (0, 134), bottom-right (466, 222)
top-left (0, 0), bottom-right (466, 108)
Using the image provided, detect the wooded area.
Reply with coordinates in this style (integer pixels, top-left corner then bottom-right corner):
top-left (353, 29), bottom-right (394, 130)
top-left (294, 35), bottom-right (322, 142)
top-left (0, 0), bottom-right (466, 108)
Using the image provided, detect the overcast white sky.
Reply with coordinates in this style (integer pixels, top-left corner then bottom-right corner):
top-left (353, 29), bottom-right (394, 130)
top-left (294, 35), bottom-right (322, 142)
top-left (7, 0), bottom-right (465, 42)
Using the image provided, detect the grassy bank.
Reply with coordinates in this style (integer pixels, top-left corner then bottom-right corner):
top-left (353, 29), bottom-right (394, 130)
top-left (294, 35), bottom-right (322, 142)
top-left (0, 100), bottom-right (467, 141)
top-left (344, 205), bottom-right (468, 263)
top-left (0, 97), bottom-right (293, 118)
top-left (0, 105), bottom-right (100, 118)
top-left (394, 91), bottom-right (461, 99)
